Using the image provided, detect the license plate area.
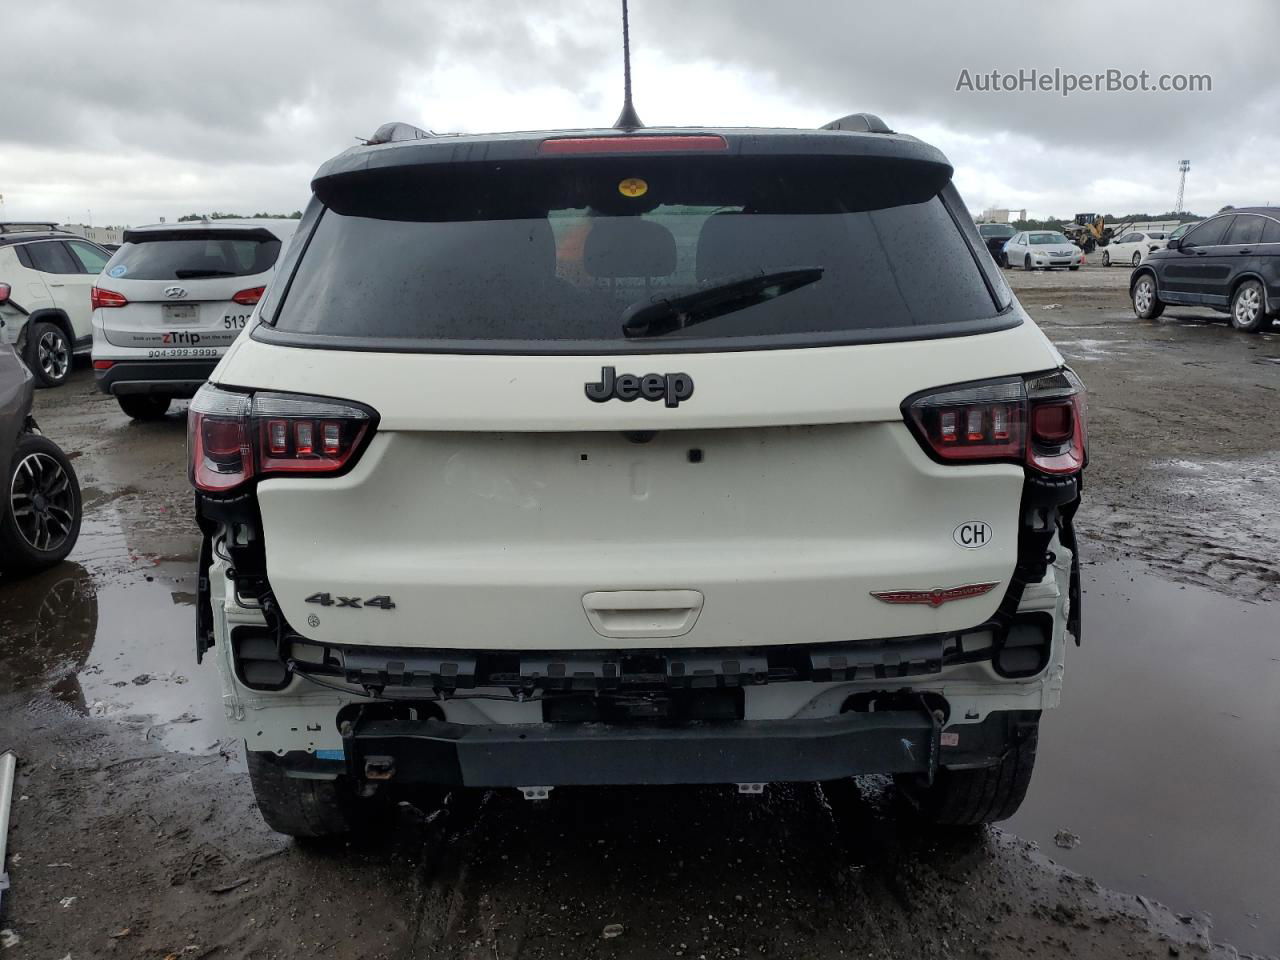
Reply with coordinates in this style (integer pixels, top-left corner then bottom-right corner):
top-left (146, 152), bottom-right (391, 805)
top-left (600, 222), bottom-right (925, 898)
top-left (163, 303), bottom-right (198, 324)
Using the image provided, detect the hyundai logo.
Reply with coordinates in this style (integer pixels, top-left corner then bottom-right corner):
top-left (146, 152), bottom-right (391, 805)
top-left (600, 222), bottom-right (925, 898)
top-left (164, 286), bottom-right (188, 299)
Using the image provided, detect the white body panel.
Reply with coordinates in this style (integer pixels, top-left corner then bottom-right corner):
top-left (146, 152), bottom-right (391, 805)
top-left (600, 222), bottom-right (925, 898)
top-left (217, 312), bottom-right (1061, 652)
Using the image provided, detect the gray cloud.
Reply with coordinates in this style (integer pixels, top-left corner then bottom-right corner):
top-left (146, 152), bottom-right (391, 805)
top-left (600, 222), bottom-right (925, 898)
top-left (1, 0), bottom-right (1276, 223)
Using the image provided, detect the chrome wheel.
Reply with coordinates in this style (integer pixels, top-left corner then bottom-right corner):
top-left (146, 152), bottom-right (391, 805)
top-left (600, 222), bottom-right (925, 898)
top-left (1233, 284), bottom-right (1263, 329)
top-left (1134, 280), bottom-right (1153, 312)
top-left (10, 451), bottom-right (76, 552)
top-left (1102, 251), bottom-right (1110, 267)
top-left (1132, 252), bottom-right (1142, 267)
top-left (37, 329), bottom-right (70, 381)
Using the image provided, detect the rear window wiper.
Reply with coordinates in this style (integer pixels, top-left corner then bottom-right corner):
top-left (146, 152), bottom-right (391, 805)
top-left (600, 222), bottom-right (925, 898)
top-left (621, 267), bottom-right (824, 338)
top-left (173, 269), bottom-right (237, 279)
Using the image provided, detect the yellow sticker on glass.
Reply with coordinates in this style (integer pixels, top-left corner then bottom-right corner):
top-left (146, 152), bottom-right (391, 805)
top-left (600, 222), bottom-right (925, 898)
top-left (618, 177), bottom-right (648, 198)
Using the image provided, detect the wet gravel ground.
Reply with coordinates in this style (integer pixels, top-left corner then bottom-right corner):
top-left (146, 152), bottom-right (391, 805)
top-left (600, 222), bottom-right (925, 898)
top-left (1, 262), bottom-right (1278, 959)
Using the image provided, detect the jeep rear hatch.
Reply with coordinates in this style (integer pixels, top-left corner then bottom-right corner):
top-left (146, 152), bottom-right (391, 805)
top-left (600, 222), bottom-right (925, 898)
top-left (211, 142), bottom-right (1064, 651)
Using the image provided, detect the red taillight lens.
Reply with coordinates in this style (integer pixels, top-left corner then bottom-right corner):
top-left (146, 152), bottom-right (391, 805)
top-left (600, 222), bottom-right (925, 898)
top-left (905, 369), bottom-right (1087, 475)
top-left (91, 287), bottom-right (128, 309)
top-left (232, 285), bottom-right (265, 306)
top-left (188, 386), bottom-right (375, 494)
top-left (539, 135), bottom-right (728, 155)
top-left (1024, 370), bottom-right (1087, 474)
top-left (906, 378), bottom-right (1026, 463)
top-left (0, 282), bottom-right (11, 305)
top-left (93, 359), bottom-right (115, 370)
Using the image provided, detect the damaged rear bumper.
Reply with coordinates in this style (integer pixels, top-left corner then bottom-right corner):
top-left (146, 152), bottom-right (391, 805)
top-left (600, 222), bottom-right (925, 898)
top-left (342, 708), bottom-right (940, 787)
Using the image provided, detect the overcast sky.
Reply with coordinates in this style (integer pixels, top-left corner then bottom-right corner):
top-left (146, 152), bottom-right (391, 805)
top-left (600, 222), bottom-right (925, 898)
top-left (3, 0), bottom-right (1278, 226)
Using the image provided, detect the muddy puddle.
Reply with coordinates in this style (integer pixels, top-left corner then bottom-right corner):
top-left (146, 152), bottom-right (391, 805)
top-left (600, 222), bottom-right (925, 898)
top-left (1006, 557), bottom-right (1280, 954)
top-left (0, 509), bottom-right (230, 759)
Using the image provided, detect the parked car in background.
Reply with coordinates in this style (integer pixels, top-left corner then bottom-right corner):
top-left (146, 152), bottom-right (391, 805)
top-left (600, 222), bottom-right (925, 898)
top-left (1003, 231), bottom-right (1084, 271)
top-left (1102, 231), bottom-right (1167, 267)
top-left (0, 223), bottom-right (112, 387)
top-left (977, 223), bottom-right (1017, 267)
top-left (91, 219), bottom-right (297, 420)
top-left (1130, 207), bottom-right (1280, 332)
top-left (0, 343), bottom-right (82, 575)
top-left (188, 117), bottom-right (1087, 838)
top-left (1167, 221), bottom-right (1200, 243)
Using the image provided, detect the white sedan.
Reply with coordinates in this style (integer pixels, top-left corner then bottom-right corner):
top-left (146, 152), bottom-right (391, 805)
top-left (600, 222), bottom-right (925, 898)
top-left (1102, 231), bottom-right (1167, 267)
top-left (1003, 231), bottom-right (1085, 271)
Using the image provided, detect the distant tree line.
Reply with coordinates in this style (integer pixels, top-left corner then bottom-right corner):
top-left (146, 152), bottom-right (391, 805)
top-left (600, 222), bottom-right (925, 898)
top-left (177, 211), bottom-right (303, 221)
top-left (1011, 210), bottom-right (1204, 231)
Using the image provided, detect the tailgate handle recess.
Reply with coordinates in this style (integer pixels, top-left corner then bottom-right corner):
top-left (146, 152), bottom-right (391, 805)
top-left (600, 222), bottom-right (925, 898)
top-left (582, 590), bottom-right (704, 639)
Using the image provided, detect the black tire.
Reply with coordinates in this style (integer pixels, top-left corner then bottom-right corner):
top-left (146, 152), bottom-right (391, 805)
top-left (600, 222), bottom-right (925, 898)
top-left (1132, 273), bottom-right (1164, 319)
top-left (1101, 250), bottom-right (1111, 267)
top-left (246, 751), bottom-right (355, 838)
top-left (999, 252), bottom-right (1009, 269)
top-left (1023, 254), bottom-right (1033, 271)
top-left (25, 320), bottom-right (72, 388)
top-left (117, 394), bottom-right (172, 420)
top-left (1230, 279), bottom-right (1268, 333)
top-left (895, 722), bottom-right (1038, 826)
top-left (1131, 251), bottom-right (1142, 267)
top-left (0, 433), bottom-right (82, 576)
top-left (1068, 266), bottom-right (1080, 271)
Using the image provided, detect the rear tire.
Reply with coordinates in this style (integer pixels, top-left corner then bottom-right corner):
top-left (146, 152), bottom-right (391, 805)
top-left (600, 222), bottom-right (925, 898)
top-left (895, 721), bottom-right (1038, 826)
top-left (1132, 251), bottom-right (1142, 267)
top-left (1230, 279), bottom-right (1268, 333)
top-left (1132, 273), bottom-right (1164, 319)
top-left (1101, 250), bottom-right (1111, 267)
top-left (25, 321), bottom-right (72, 388)
top-left (246, 751), bottom-right (355, 838)
top-left (117, 394), bottom-right (171, 420)
top-left (0, 433), bottom-right (82, 576)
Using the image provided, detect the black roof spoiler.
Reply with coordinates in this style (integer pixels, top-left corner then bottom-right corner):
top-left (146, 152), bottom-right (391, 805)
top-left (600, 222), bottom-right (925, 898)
top-left (821, 113), bottom-right (893, 134)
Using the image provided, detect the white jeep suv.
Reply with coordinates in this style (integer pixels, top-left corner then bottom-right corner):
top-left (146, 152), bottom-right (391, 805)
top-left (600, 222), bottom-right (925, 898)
top-left (189, 116), bottom-right (1086, 837)
top-left (92, 219), bottom-right (296, 419)
top-left (0, 224), bottom-right (112, 387)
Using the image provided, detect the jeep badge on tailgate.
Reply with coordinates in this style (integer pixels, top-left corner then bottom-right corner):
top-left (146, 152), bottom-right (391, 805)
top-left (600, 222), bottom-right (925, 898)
top-left (585, 366), bottom-right (695, 407)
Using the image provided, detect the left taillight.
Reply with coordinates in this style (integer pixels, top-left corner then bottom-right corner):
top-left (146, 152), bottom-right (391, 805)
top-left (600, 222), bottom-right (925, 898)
top-left (91, 286), bottom-right (128, 309)
top-left (904, 368), bottom-right (1087, 476)
top-left (188, 384), bottom-right (375, 494)
top-left (0, 282), bottom-right (11, 305)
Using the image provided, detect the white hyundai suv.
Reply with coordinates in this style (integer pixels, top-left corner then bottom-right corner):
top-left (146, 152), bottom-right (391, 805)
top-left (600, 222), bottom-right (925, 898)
top-left (0, 224), bottom-right (112, 387)
top-left (91, 219), bottom-right (296, 419)
top-left (188, 116), bottom-right (1087, 837)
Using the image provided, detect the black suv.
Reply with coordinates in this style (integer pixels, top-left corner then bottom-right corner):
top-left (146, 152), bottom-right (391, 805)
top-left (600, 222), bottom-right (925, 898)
top-left (1130, 207), bottom-right (1280, 332)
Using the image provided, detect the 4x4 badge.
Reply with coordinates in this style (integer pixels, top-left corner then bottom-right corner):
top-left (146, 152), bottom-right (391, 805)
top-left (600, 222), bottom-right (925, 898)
top-left (585, 366), bottom-right (694, 408)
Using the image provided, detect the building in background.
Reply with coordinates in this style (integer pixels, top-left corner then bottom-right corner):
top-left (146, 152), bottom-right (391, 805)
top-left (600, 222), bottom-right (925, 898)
top-left (59, 223), bottom-right (126, 245)
top-left (978, 207), bottom-right (1027, 224)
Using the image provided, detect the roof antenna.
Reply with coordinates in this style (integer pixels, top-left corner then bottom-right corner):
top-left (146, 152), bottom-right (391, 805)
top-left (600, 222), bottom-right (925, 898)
top-left (613, 0), bottom-right (644, 130)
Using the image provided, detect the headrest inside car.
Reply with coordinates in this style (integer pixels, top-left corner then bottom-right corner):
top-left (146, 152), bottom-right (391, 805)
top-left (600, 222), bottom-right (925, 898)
top-left (583, 218), bottom-right (677, 279)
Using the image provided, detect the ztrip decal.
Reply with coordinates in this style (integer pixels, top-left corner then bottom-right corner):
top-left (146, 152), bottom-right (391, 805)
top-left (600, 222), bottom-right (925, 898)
top-left (953, 520), bottom-right (992, 549)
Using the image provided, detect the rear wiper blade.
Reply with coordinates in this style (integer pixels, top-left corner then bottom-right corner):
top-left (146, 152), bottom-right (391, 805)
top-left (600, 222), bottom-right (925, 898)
top-left (173, 269), bottom-right (237, 278)
top-left (621, 267), bottom-right (824, 338)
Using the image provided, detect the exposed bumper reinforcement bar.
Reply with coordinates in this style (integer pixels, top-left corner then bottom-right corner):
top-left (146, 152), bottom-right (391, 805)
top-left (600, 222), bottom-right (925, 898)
top-left (342, 709), bottom-right (940, 787)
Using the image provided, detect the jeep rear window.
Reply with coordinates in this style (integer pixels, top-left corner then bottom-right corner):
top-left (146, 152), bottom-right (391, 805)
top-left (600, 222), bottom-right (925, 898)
top-left (269, 155), bottom-right (1012, 353)
top-left (105, 233), bottom-right (281, 281)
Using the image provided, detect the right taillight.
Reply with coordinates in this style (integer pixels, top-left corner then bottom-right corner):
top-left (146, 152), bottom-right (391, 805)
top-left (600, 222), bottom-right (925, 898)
top-left (188, 384), bottom-right (376, 494)
top-left (91, 286), bottom-right (128, 309)
top-left (0, 282), bottom-right (11, 305)
top-left (905, 368), bottom-right (1086, 475)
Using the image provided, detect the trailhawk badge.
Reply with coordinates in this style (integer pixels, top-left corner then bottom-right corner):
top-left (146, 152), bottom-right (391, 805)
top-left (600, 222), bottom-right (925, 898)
top-left (585, 366), bottom-right (694, 407)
